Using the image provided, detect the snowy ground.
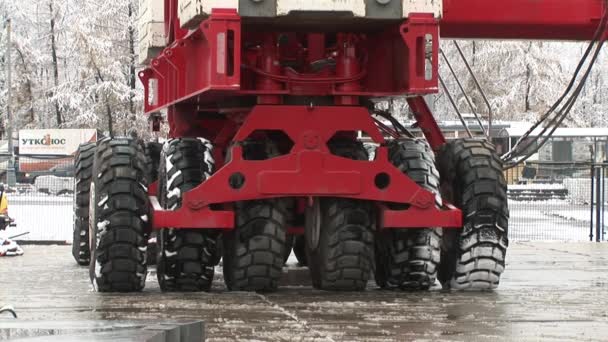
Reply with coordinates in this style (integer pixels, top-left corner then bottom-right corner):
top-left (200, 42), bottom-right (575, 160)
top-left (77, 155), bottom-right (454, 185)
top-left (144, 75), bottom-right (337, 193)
top-left (1, 243), bottom-right (608, 341)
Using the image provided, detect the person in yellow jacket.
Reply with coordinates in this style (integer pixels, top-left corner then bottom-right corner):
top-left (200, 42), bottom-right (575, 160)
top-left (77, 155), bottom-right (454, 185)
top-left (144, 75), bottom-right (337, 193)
top-left (0, 185), bottom-right (8, 216)
top-left (0, 184), bottom-right (9, 227)
top-left (0, 184), bottom-right (22, 257)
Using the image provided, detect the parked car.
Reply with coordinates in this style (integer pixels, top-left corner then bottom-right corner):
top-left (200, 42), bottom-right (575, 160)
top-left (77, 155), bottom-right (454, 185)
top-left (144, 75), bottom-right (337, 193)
top-left (17, 162), bottom-right (75, 184)
top-left (34, 175), bottom-right (74, 196)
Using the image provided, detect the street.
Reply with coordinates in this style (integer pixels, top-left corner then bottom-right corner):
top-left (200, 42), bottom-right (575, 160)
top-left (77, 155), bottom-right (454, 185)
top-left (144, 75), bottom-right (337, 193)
top-left (1, 242), bottom-right (608, 341)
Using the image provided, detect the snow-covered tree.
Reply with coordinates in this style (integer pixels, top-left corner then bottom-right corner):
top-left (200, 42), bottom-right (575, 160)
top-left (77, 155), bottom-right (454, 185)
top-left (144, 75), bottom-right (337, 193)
top-left (435, 40), bottom-right (607, 127)
top-left (1, 1), bottom-right (608, 142)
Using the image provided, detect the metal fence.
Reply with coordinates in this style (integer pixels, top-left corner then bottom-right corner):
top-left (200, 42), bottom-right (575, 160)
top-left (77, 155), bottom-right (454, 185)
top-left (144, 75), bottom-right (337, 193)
top-left (506, 161), bottom-right (607, 241)
top-left (0, 153), bottom-right (606, 243)
top-left (1, 155), bottom-right (74, 242)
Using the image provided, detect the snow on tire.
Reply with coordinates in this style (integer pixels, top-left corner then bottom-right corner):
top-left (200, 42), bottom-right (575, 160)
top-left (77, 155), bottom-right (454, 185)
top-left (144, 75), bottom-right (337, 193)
top-left (72, 142), bottom-right (96, 266)
top-left (156, 138), bottom-right (219, 292)
top-left (437, 139), bottom-right (509, 291)
top-left (88, 138), bottom-right (150, 292)
top-left (375, 138), bottom-right (442, 290)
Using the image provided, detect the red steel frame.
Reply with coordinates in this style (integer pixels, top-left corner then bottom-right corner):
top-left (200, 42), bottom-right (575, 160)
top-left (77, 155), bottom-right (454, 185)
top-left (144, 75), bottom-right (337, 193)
top-left (139, 10), bottom-right (440, 113)
top-left (150, 105), bottom-right (461, 230)
top-left (141, 0), bottom-right (605, 232)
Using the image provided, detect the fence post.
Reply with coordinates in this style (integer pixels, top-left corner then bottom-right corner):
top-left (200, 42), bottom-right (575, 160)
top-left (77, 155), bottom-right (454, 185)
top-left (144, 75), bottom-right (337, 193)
top-left (602, 162), bottom-right (606, 241)
top-left (596, 166), bottom-right (602, 242)
top-left (590, 164), bottom-right (595, 241)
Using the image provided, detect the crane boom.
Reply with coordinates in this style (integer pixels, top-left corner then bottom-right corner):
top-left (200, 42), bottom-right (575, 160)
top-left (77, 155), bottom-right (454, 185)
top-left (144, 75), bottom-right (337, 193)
top-left (441, 0), bottom-right (607, 40)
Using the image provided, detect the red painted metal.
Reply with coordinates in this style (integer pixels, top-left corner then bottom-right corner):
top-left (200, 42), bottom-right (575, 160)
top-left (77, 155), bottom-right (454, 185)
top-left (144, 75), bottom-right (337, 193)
top-left (148, 181), bottom-right (158, 197)
top-left (334, 34), bottom-right (362, 106)
top-left (407, 97), bottom-right (446, 151)
top-left (139, 9), bottom-right (242, 115)
top-left (400, 14), bottom-right (439, 94)
top-left (152, 105), bottom-right (462, 230)
top-left (256, 35), bottom-right (283, 105)
top-left (146, 1), bottom-right (607, 115)
top-left (307, 33), bottom-right (326, 64)
top-left (145, 0), bottom-right (605, 233)
top-left (140, 10), bottom-right (440, 114)
top-left (442, 0), bottom-right (607, 41)
top-left (151, 196), bottom-right (234, 230)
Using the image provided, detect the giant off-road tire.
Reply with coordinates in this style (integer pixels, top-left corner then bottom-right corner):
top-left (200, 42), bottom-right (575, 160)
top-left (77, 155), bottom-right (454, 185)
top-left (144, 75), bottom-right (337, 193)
top-left (306, 140), bottom-right (375, 291)
top-left (375, 139), bottom-right (442, 290)
top-left (437, 139), bottom-right (509, 290)
top-left (223, 200), bottom-right (289, 292)
top-left (144, 142), bottom-right (162, 184)
top-left (72, 142), bottom-right (96, 266)
top-left (88, 138), bottom-right (150, 292)
top-left (221, 140), bottom-right (290, 292)
top-left (156, 138), bottom-right (219, 292)
top-left (144, 142), bottom-right (162, 266)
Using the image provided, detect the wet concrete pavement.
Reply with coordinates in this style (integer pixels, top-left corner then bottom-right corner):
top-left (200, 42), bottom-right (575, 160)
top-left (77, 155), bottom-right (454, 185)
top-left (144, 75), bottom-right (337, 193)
top-left (1, 242), bottom-right (608, 341)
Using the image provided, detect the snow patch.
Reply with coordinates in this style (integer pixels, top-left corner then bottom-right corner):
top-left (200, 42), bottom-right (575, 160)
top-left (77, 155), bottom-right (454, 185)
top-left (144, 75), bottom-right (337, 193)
top-left (167, 170), bottom-right (181, 191)
top-left (97, 220), bottom-right (110, 232)
top-left (164, 250), bottom-right (178, 257)
top-left (167, 188), bottom-right (181, 201)
top-left (204, 149), bottom-right (215, 170)
top-left (94, 260), bottom-right (102, 278)
top-left (97, 195), bottom-right (109, 207)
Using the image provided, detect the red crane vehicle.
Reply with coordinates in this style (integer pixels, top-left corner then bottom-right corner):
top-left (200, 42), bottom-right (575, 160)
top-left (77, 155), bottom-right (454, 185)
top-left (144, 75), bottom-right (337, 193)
top-left (72, 0), bottom-right (607, 292)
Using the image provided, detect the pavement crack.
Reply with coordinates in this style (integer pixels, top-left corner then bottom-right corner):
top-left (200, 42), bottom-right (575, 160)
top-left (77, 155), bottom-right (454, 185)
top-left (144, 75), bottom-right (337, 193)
top-left (253, 293), bottom-right (336, 342)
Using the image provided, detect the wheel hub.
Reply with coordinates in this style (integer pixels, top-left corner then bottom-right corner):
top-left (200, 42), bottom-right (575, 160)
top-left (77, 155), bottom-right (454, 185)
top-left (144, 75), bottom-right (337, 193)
top-left (88, 182), bottom-right (96, 253)
top-left (305, 198), bottom-right (321, 251)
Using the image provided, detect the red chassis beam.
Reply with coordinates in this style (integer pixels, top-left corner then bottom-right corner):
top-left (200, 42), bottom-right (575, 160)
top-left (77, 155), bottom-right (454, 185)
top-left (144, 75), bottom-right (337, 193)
top-left (151, 105), bottom-right (462, 230)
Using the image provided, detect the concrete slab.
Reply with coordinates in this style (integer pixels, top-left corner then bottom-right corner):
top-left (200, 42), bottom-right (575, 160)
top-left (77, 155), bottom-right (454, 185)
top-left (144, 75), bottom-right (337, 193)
top-left (0, 320), bottom-right (204, 341)
top-left (1, 242), bottom-right (607, 341)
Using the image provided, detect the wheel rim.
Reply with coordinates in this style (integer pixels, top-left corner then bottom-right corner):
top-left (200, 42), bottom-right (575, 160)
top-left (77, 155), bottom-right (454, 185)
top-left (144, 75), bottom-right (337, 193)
top-left (88, 182), bottom-right (96, 254)
top-left (305, 199), bottom-right (321, 251)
